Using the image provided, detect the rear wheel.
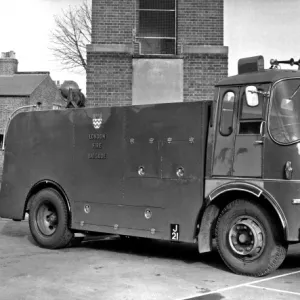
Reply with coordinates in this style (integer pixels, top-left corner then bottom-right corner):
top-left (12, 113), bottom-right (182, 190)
top-left (215, 199), bottom-right (287, 277)
top-left (29, 188), bottom-right (73, 249)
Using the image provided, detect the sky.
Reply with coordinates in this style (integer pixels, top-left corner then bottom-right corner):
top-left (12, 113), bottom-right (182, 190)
top-left (0, 0), bottom-right (299, 95)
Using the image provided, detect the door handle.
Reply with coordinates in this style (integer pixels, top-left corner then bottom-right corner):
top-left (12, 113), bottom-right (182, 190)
top-left (260, 121), bottom-right (266, 137)
top-left (254, 140), bottom-right (263, 145)
top-left (254, 121), bottom-right (266, 145)
top-left (285, 161), bottom-right (293, 180)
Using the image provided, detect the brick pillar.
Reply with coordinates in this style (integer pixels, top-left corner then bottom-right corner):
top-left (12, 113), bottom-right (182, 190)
top-left (184, 54), bottom-right (228, 102)
top-left (87, 0), bottom-right (135, 107)
top-left (178, 0), bottom-right (228, 102)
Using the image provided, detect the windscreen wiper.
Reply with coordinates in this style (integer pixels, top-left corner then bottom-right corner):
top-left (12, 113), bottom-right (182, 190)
top-left (289, 83), bottom-right (300, 100)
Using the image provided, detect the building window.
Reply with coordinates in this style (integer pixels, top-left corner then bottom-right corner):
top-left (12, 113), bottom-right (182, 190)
top-left (136, 0), bottom-right (176, 55)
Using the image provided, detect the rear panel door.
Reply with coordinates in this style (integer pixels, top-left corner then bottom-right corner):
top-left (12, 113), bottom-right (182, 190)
top-left (123, 105), bottom-right (166, 234)
top-left (72, 108), bottom-right (125, 227)
top-left (124, 103), bottom-right (208, 241)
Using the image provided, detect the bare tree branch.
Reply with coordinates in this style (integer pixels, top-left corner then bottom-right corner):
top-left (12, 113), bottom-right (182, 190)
top-left (49, 0), bottom-right (91, 72)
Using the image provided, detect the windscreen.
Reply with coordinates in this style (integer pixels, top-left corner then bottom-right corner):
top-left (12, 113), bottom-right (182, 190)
top-left (269, 78), bottom-right (300, 144)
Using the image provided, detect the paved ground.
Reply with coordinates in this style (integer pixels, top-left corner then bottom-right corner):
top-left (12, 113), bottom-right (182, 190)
top-left (1, 219), bottom-right (300, 300)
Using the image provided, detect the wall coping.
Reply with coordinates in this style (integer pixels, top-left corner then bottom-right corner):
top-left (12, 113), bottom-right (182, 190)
top-left (87, 44), bottom-right (133, 53)
top-left (87, 44), bottom-right (229, 55)
top-left (182, 45), bottom-right (228, 54)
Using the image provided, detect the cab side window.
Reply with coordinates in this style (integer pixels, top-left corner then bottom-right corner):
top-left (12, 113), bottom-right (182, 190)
top-left (220, 91), bottom-right (235, 136)
top-left (239, 86), bottom-right (264, 134)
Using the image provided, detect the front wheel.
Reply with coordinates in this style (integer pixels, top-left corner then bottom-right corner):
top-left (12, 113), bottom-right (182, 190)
top-left (215, 199), bottom-right (287, 277)
top-left (29, 188), bottom-right (73, 249)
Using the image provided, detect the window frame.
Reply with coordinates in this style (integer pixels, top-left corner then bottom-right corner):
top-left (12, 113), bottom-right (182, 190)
top-left (240, 85), bottom-right (265, 121)
top-left (237, 84), bottom-right (268, 135)
top-left (136, 0), bottom-right (177, 56)
top-left (219, 90), bottom-right (236, 137)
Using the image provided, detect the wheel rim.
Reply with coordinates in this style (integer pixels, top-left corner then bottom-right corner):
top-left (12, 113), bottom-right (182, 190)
top-left (228, 216), bottom-right (265, 261)
top-left (36, 202), bottom-right (58, 236)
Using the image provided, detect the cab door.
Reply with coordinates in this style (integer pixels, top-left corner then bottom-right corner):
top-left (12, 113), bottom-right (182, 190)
top-left (212, 84), bottom-right (267, 178)
top-left (232, 84), bottom-right (268, 177)
top-left (212, 87), bottom-right (239, 176)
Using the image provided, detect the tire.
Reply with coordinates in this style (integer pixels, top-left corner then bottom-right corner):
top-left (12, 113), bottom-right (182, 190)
top-left (215, 199), bottom-right (287, 277)
top-left (29, 188), bottom-right (73, 249)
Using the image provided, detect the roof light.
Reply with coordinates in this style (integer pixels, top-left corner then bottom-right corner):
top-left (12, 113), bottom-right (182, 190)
top-left (238, 56), bottom-right (264, 74)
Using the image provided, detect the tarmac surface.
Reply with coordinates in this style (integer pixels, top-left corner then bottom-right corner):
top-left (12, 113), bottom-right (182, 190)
top-left (1, 218), bottom-right (300, 300)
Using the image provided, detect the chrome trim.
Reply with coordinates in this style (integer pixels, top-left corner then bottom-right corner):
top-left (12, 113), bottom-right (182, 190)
top-left (260, 121), bottom-right (266, 137)
top-left (208, 181), bottom-right (263, 201)
top-left (209, 176), bottom-right (300, 182)
top-left (27, 179), bottom-right (71, 213)
top-left (206, 180), bottom-right (288, 236)
top-left (209, 187), bottom-right (261, 201)
top-left (205, 179), bottom-right (264, 198)
top-left (260, 188), bottom-right (288, 234)
top-left (2, 104), bottom-right (37, 151)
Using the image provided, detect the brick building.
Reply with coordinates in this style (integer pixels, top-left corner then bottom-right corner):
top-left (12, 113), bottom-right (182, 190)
top-left (0, 51), bottom-right (64, 134)
top-left (87, 0), bottom-right (228, 106)
top-left (0, 51), bottom-right (65, 177)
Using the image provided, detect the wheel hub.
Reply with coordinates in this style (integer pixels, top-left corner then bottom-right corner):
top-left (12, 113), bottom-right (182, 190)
top-left (229, 217), bottom-right (264, 258)
top-left (36, 203), bottom-right (58, 236)
top-left (47, 213), bottom-right (58, 226)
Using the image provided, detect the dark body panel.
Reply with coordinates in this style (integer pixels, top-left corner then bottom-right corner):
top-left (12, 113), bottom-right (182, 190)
top-left (0, 110), bottom-right (75, 219)
top-left (263, 134), bottom-right (300, 240)
top-left (0, 101), bottom-right (210, 243)
top-left (121, 103), bottom-right (210, 241)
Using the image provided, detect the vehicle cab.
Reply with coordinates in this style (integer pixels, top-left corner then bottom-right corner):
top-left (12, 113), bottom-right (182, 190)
top-left (210, 55), bottom-right (300, 242)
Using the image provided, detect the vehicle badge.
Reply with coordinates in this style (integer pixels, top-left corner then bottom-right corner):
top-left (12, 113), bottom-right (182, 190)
top-left (93, 113), bottom-right (102, 129)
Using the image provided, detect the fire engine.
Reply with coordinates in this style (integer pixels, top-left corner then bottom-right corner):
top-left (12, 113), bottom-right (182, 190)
top-left (1, 56), bottom-right (300, 277)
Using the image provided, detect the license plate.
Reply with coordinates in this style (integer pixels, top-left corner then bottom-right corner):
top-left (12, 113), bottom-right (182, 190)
top-left (171, 224), bottom-right (179, 241)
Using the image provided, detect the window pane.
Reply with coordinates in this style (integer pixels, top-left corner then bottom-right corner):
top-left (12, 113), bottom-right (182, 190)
top-left (139, 0), bottom-right (176, 10)
top-left (139, 38), bottom-right (175, 55)
top-left (139, 11), bottom-right (175, 38)
top-left (240, 86), bottom-right (263, 119)
top-left (239, 121), bottom-right (261, 134)
top-left (270, 79), bottom-right (300, 144)
top-left (220, 91), bottom-right (235, 136)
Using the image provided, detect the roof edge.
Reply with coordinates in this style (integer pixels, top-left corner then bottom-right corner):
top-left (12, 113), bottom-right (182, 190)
top-left (30, 74), bottom-right (51, 95)
top-left (0, 94), bottom-right (31, 97)
top-left (16, 72), bottom-right (50, 75)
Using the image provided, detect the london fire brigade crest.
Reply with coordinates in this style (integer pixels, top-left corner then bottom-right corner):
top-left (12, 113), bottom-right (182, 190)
top-left (93, 114), bottom-right (102, 129)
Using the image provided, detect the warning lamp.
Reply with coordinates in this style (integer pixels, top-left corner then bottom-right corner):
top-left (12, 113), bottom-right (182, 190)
top-left (270, 58), bottom-right (300, 69)
top-left (238, 56), bottom-right (265, 74)
top-left (52, 103), bottom-right (62, 110)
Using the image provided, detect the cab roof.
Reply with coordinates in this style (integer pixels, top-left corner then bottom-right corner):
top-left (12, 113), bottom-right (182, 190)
top-left (217, 69), bottom-right (300, 87)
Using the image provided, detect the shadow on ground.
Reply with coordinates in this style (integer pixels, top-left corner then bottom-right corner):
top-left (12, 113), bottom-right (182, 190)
top-left (280, 249), bottom-right (300, 271)
top-left (1, 220), bottom-right (29, 237)
top-left (0, 220), bottom-right (227, 273)
top-left (2, 219), bottom-right (300, 274)
top-left (82, 237), bottom-right (227, 272)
